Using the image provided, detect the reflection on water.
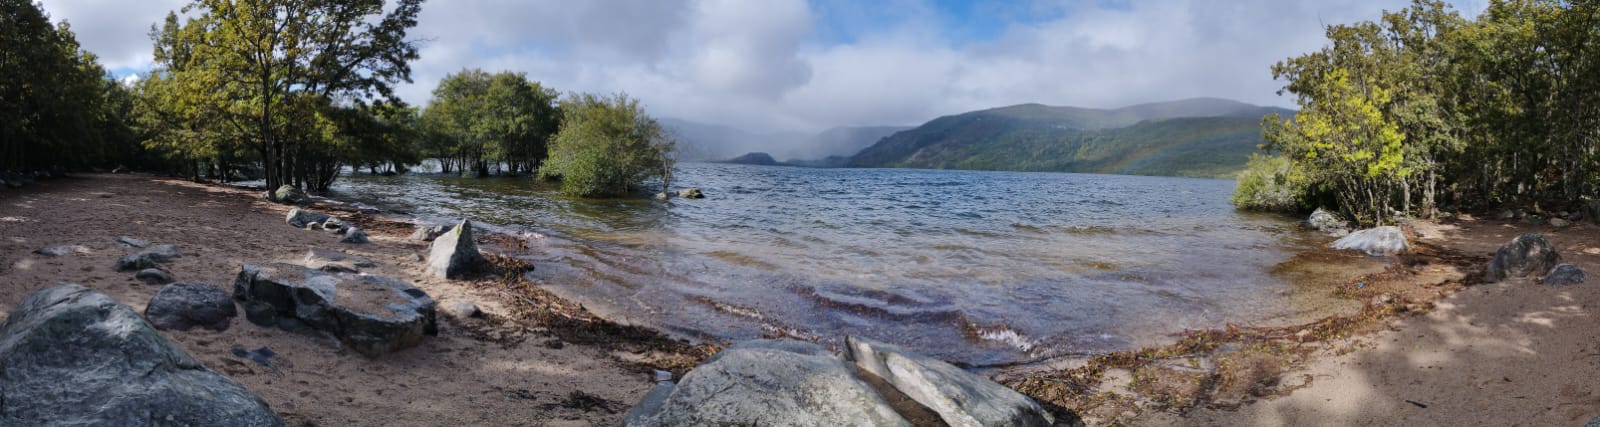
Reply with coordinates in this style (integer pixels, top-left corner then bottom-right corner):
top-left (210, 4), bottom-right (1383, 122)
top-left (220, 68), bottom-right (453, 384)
top-left (331, 163), bottom-right (1332, 366)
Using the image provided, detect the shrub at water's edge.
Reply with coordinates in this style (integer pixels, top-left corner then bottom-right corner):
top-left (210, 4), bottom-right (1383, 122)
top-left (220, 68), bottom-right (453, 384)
top-left (538, 93), bottom-right (677, 198)
top-left (1229, 154), bottom-right (1302, 213)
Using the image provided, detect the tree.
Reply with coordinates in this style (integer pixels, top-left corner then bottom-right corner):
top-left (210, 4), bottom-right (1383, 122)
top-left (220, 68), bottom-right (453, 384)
top-left (420, 69), bottom-right (560, 177)
top-left (538, 93), bottom-right (676, 197)
top-left (147, 0), bottom-right (424, 192)
top-left (1, 0), bottom-right (129, 171)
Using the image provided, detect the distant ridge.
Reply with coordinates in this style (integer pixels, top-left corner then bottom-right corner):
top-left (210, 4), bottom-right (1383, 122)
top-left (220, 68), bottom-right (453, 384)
top-left (846, 98), bottom-right (1292, 178)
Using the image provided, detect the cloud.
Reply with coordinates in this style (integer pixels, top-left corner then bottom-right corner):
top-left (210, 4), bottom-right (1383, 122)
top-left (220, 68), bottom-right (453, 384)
top-left (39, 0), bottom-right (1490, 139)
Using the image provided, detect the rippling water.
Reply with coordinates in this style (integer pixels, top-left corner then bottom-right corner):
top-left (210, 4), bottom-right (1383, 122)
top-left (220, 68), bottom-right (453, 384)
top-left (329, 163), bottom-right (1328, 366)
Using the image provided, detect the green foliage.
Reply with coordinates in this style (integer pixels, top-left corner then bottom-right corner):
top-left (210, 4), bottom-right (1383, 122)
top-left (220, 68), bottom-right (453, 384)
top-left (1230, 154), bottom-right (1301, 212)
top-left (420, 69), bottom-right (560, 176)
top-left (539, 93), bottom-right (676, 197)
top-left (1262, 0), bottom-right (1600, 224)
top-left (0, 1), bottom-right (133, 171)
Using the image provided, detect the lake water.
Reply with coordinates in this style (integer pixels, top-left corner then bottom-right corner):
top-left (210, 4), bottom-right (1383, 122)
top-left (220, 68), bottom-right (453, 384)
top-left (330, 163), bottom-right (1333, 366)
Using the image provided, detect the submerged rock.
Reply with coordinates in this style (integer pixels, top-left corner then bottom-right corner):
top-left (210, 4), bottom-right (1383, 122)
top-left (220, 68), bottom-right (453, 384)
top-left (146, 283), bottom-right (237, 332)
top-left (1544, 264), bottom-right (1587, 287)
top-left (0, 284), bottom-right (283, 426)
top-left (1487, 233), bottom-right (1560, 282)
top-left (623, 340), bottom-right (910, 427)
top-left (233, 263), bottom-right (437, 357)
top-left (677, 187), bottom-right (705, 199)
top-left (427, 219), bottom-right (489, 279)
top-left (286, 208), bottom-right (331, 229)
top-left (115, 243), bottom-right (182, 271)
top-left (848, 337), bottom-right (1056, 427)
top-left (1330, 226), bottom-right (1409, 256)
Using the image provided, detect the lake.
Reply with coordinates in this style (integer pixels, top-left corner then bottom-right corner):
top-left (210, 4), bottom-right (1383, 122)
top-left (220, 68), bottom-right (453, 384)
top-left (330, 163), bottom-right (1338, 367)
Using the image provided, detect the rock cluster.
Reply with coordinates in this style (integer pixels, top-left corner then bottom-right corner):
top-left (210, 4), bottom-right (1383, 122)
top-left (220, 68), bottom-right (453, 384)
top-left (286, 208), bottom-right (331, 228)
top-left (234, 263), bottom-right (437, 357)
top-left (624, 338), bottom-right (1062, 427)
top-left (0, 284), bottom-right (283, 426)
top-left (114, 243), bottom-right (182, 271)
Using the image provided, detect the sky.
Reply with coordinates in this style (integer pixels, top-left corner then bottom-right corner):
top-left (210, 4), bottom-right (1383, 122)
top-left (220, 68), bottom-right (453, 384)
top-left (38, 0), bottom-right (1485, 134)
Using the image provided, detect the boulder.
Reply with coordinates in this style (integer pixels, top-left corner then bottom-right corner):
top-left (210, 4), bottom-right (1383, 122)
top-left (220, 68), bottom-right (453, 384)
top-left (322, 217), bottom-right (347, 233)
top-left (340, 227), bottom-right (369, 244)
top-left (1330, 226), bottom-right (1410, 256)
top-left (135, 268), bottom-right (174, 285)
top-left (848, 337), bottom-right (1056, 427)
top-left (409, 223), bottom-right (455, 241)
top-left (1487, 233), bottom-right (1560, 282)
top-left (115, 243), bottom-right (181, 271)
top-left (427, 219), bottom-right (489, 279)
top-left (233, 263), bottom-right (437, 357)
top-left (286, 208), bottom-right (331, 229)
top-left (677, 187), bottom-right (705, 199)
top-left (1550, 217), bottom-right (1571, 228)
top-left (145, 283), bottom-right (238, 332)
top-left (1544, 264), bottom-right (1587, 287)
top-left (623, 340), bottom-right (911, 427)
top-left (272, 185), bottom-right (309, 204)
top-left (0, 284), bottom-right (283, 426)
top-left (304, 247), bottom-right (376, 273)
top-left (117, 236), bottom-right (149, 248)
top-left (1306, 208), bottom-right (1349, 234)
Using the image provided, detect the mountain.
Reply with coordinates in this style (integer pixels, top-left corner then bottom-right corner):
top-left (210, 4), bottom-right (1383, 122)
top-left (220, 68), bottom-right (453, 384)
top-left (799, 126), bottom-right (913, 160)
top-left (658, 118), bottom-right (907, 162)
top-left (846, 98), bottom-right (1293, 178)
top-left (719, 152), bottom-right (781, 166)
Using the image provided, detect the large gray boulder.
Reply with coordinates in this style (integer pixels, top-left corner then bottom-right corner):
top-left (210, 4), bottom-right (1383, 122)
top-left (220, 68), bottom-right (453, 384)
top-left (145, 282), bottom-right (238, 332)
top-left (1330, 226), bottom-right (1410, 256)
top-left (624, 340), bottom-right (911, 427)
top-left (234, 263), bottom-right (437, 357)
top-left (1543, 263), bottom-right (1587, 287)
top-left (115, 243), bottom-right (182, 271)
top-left (848, 337), bottom-right (1055, 427)
top-left (1487, 233), bottom-right (1560, 282)
top-left (0, 284), bottom-right (284, 426)
top-left (272, 185), bottom-right (308, 204)
top-left (427, 219), bottom-right (489, 279)
top-left (340, 227), bottom-right (369, 244)
top-left (285, 208), bottom-right (331, 229)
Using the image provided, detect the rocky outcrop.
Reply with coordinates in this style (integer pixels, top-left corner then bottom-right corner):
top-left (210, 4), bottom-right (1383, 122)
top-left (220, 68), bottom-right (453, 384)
top-left (0, 284), bottom-right (283, 426)
top-left (1306, 208), bottom-right (1350, 235)
top-left (114, 243), bottom-right (182, 271)
top-left (1487, 233), bottom-right (1560, 282)
top-left (145, 282), bottom-right (238, 332)
top-left (409, 223), bottom-right (455, 241)
top-left (1544, 263), bottom-right (1587, 287)
top-left (286, 208), bottom-right (331, 229)
top-left (848, 337), bottom-right (1055, 427)
top-left (273, 185), bottom-right (309, 204)
top-left (623, 340), bottom-right (911, 427)
top-left (677, 187), bottom-right (705, 199)
top-left (1330, 226), bottom-right (1409, 256)
top-left (304, 247), bottom-right (375, 273)
top-left (233, 263), bottom-right (437, 357)
top-left (427, 219), bottom-right (489, 279)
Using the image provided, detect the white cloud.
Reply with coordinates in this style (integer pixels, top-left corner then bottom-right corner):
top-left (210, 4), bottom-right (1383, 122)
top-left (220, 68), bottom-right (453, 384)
top-left (39, 0), bottom-right (1490, 140)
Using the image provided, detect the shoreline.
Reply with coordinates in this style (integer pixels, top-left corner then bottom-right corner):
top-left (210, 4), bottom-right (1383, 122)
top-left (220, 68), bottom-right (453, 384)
top-left (3, 173), bottom-right (1596, 425)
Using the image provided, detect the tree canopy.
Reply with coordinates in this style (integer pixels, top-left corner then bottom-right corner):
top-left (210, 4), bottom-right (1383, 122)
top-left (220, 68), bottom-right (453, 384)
top-left (538, 93), bottom-right (676, 197)
top-left (1, 0), bottom-right (135, 172)
top-left (420, 69), bottom-right (560, 177)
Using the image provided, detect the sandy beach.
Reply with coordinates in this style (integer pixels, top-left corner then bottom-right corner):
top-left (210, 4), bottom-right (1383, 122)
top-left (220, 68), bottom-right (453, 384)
top-left (3, 173), bottom-right (1597, 426)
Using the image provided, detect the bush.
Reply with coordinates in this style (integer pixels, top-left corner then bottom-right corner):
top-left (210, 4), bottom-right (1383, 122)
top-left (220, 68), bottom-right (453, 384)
top-left (538, 93), bottom-right (675, 197)
top-left (1231, 154), bottom-right (1301, 212)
